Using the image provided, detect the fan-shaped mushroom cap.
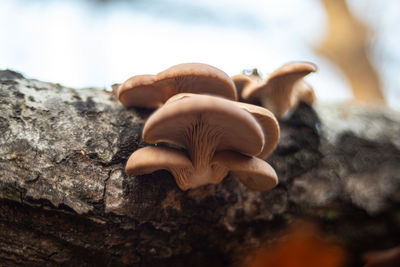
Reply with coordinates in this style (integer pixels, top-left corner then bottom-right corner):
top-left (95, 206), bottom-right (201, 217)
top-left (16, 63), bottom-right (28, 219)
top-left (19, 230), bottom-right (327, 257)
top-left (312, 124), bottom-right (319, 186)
top-left (235, 102), bottom-right (280, 159)
top-left (117, 75), bottom-right (162, 108)
top-left (126, 145), bottom-right (229, 190)
top-left (166, 93), bottom-right (280, 159)
top-left (242, 62), bottom-right (317, 118)
top-left (232, 69), bottom-right (263, 99)
top-left (232, 74), bottom-right (253, 97)
top-left (117, 63), bottom-right (237, 108)
top-left (143, 93), bottom-right (264, 157)
top-left (212, 151), bottom-right (278, 191)
top-left (156, 63), bottom-right (237, 99)
top-left (125, 146), bottom-right (215, 190)
top-left (126, 146), bottom-right (191, 176)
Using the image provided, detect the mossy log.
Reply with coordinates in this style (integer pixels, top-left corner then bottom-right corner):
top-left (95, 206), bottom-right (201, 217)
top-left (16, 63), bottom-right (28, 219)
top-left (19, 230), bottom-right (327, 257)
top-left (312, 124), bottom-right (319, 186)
top-left (0, 70), bottom-right (399, 266)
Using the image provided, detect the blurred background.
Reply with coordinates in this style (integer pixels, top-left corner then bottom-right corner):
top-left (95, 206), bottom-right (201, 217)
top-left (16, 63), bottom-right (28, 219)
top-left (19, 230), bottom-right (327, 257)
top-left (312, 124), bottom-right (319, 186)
top-left (0, 0), bottom-right (399, 110)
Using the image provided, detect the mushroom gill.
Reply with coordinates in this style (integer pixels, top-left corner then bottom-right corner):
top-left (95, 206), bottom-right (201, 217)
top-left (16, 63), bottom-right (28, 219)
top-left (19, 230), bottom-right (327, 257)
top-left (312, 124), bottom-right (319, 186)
top-left (182, 117), bottom-right (222, 170)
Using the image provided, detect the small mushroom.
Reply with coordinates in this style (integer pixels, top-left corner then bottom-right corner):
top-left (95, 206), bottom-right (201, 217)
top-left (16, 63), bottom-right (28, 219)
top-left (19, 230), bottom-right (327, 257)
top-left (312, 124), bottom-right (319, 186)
top-left (117, 63), bottom-right (237, 108)
top-left (238, 62), bottom-right (317, 118)
top-left (231, 74), bottom-right (252, 97)
top-left (126, 94), bottom-right (279, 191)
top-left (231, 69), bottom-right (262, 98)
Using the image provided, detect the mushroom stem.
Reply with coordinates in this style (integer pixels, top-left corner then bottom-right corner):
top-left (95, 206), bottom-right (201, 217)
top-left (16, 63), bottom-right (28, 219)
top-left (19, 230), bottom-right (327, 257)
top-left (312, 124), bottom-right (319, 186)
top-left (260, 76), bottom-right (298, 118)
top-left (174, 164), bottom-right (228, 190)
top-left (170, 168), bottom-right (193, 190)
top-left (175, 116), bottom-right (229, 189)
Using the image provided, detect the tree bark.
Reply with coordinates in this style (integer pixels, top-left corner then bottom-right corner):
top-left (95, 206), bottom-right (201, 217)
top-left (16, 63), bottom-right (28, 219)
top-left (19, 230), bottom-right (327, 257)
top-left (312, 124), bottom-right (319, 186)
top-left (0, 70), bottom-right (399, 266)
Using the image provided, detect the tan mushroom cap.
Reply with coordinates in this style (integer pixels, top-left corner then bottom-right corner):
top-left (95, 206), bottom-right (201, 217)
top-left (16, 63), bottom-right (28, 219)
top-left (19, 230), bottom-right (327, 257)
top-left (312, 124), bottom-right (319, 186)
top-left (126, 146), bottom-right (210, 190)
top-left (231, 74), bottom-right (253, 97)
top-left (213, 151), bottom-right (278, 191)
top-left (242, 62), bottom-right (317, 118)
top-left (117, 75), bottom-right (164, 108)
top-left (232, 70), bottom-right (263, 99)
top-left (156, 63), bottom-right (237, 99)
top-left (126, 146), bottom-right (191, 176)
top-left (165, 93), bottom-right (280, 159)
top-left (143, 93), bottom-right (264, 157)
top-left (235, 102), bottom-right (280, 159)
top-left (117, 63), bottom-right (237, 108)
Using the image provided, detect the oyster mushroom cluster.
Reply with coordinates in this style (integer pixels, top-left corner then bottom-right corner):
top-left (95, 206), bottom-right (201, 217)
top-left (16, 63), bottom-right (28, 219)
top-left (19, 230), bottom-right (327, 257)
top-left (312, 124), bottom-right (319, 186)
top-left (116, 62), bottom-right (316, 191)
top-left (125, 93), bottom-right (279, 191)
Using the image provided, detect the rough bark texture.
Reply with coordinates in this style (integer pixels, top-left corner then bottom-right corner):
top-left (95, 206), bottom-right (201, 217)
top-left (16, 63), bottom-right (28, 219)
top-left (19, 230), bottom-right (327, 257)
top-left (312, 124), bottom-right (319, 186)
top-left (0, 70), bottom-right (399, 266)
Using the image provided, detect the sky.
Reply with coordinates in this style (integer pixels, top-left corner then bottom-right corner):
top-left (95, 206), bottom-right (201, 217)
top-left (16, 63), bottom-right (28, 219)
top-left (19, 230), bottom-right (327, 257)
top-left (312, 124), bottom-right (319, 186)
top-left (0, 0), bottom-right (399, 109)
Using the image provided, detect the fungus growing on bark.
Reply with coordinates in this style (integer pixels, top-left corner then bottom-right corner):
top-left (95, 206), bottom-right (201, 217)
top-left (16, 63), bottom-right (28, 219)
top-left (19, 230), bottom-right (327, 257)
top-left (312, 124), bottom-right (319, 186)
top-left (231, 74), bottom-right (252, 97)
top-left (236, 62), bottom-right (317, 118)
top-left (117, 63), bottom-right (237, 108)
top-left (126, 94), bottom-right (279, 191)
top-left (231, 69), bottom-right (262, 98)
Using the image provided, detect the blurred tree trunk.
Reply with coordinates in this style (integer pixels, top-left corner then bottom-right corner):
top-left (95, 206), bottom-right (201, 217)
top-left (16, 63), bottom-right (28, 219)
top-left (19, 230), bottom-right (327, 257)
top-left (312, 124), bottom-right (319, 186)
top-left (0, 70), bottom-right (399, 266)
top-left (316, 0), bottom-right (385, 104)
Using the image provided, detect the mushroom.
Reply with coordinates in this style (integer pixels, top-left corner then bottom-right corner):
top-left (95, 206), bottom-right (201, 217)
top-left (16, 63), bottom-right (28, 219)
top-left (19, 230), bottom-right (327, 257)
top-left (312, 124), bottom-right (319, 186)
top-left (237, 62), bottom-right (317, 118)
top-left (117, 63), bottom-right (237, 108)
top-left (231, 69), bottom-right (262, 98)
top-left (126, 93), bottom-right (279, 191)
